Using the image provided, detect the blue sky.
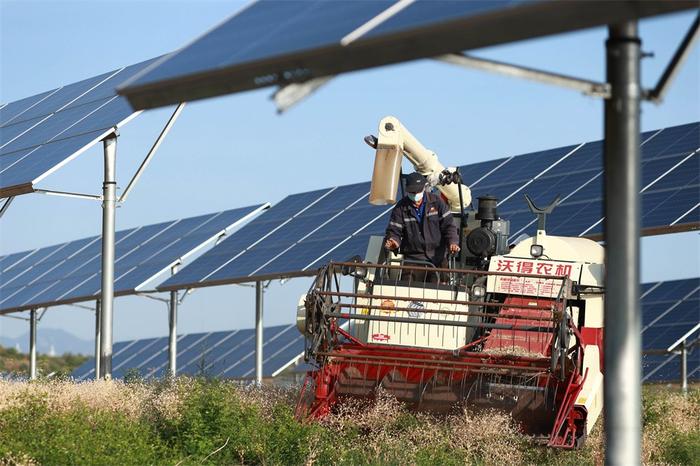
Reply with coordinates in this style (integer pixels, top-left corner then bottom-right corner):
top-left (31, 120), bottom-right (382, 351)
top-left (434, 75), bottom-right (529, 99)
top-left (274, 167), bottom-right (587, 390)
top-left (1, 2), bottom-right (698, 345)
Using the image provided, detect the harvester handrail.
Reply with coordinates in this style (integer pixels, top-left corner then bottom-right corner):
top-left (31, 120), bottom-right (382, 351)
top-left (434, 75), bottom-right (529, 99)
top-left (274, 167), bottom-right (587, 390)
top-left (317, 351), bottom-right (549, 371)
top-left (317, 290), bottom-right (559, 312)
top-left (332, 301), bottom-right (559, 322)
top-left (328, 311), bottom-right (558, 332)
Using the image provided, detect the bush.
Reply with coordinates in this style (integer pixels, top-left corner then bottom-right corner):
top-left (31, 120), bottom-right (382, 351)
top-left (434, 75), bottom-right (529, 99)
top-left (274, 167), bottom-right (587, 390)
top-left (0, 392), bottom-right (165, 465)
top-left (0, 379), bottom-right (697, 465)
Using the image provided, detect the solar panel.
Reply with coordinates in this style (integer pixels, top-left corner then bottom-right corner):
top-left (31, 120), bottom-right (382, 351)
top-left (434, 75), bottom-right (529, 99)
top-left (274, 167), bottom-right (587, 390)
top-left (159, 122), bottom-right (699, 291)
top-left (119, 0), bottom-right (694, 110)
top-left (0, 57), bottom-right (160, 198)
top-left (0, 204), bottom-right (266, 313)
top-left (71, 324), bottom-right (304, 380)
top-left (642, 278), bottom-right (700, 382)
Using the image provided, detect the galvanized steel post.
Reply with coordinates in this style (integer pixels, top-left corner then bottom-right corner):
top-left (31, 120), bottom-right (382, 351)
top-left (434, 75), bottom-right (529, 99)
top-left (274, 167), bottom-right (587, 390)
top-left (680, 341), bottom-right (688, 394)
top-left (99, 134), bottom-right (117, 379)
top-left (95, 299), bottom-right (101, 379)
top-left (168, 264), bottom-right (179, 377)
top-left (604, 21), bottom-right (642, 466)
top-left (29, 309), bottom-right (37, 380)
top-left (255, 281), bottom-right (264, 384)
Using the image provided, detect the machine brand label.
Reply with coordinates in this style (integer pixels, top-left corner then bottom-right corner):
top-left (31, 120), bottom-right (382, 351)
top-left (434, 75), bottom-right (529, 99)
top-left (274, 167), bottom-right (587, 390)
top-left (372, 333), bottom-right (391, 342)
top-left (487, 258), bottom-right (581, 298)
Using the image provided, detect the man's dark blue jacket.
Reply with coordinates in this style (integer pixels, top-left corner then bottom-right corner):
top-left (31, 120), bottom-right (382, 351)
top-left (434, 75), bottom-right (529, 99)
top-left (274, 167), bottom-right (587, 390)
top-left (385, 191), bottom-right (458, 266)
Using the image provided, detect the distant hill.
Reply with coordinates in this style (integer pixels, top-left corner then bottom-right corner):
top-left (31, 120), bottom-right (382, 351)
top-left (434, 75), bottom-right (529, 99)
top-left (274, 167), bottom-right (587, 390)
top-left (0, 345), bottom-right (88, 377)
top-left (0, 328), bottom-right (92, 356)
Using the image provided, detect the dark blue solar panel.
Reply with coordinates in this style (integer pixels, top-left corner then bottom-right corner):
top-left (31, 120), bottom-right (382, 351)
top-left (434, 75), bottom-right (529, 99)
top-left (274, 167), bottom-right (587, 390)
top-left (0, 206), bottom-right (263, 312)
top-left (643, 349), bottom-right (700, 383)
top-left (0, 89), bottom-right (58, 127)
top-left (0, 116), bottom-right (48, 148)
top-left (0, 237), bottom-right (98, 289)
top-left (0, 130), bottom-right (108, 189)
top-left (0, 250), bottom-right (35, 274)
top-left (0, 59), bottom-right (156, 196)
top-left (159, 189), bottom-right (331, 288)
top-left (459, 157), bottom-right (509, 187)
top-left (112, 337), bottom-right (168, 379)
top-left (1, 243), bottom-right (68, 286)
top-left (642, 279), bottom-right (699, 304)
top-left (474, 145), bottom-right (577, 191)
top-left (203, 330), bottom-right (256, 377)
top-left (125, 1), bottom-right (395, 89)
top-left (9, 71), bottom-right (120, 126)
top-left (306, 212), bottom-right (391, 270)
top-left (360, 0), bottom-right (523, 39)
top-left (72, 340), bottom-right (130, 380)
top-left (145, 333), bottom-right (211, 379)
top-left (204, 183), bottom-right (369, 279)
top-left (640, 122), bottom-right (699, 161)
top-left (218, 326), bottom-right (282, 378)
top-left (70, 325), bottom-right (303, 380)
top-left (0, 98), bottom-right (116, 155)
top-left (257, 325), bottom-right (303, 378)
top-left (176, 331), bottom-right (232, 376)
top-left (216, 200), bottom-right (387, 279)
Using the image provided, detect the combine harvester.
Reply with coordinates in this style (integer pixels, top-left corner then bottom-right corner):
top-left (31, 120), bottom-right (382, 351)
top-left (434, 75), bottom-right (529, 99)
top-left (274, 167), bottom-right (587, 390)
top-left (296, 117), bottom-right (605, 448)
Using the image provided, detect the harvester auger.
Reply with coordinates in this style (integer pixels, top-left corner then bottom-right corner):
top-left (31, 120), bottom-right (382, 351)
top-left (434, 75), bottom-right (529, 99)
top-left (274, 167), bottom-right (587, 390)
top-left (295, 116), bottom-right (605, 449)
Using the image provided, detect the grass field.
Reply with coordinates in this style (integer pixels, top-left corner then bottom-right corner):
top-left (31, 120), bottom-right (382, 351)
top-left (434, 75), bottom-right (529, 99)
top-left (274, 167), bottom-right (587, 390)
top-left (0, 378), bottom-right (697, 465)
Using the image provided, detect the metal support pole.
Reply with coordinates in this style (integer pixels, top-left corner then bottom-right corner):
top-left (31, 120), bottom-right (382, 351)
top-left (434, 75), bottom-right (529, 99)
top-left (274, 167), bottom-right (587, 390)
top-left (99, 134), bottom-right (117, 379)
top-left (680, 340), bottom-right (688, 394)
top-left (168, 264), bottom-right (179, 377)
top-left (94, 299), bottom-right (101, 379)
top-left (29, 309), bottom-right (37, 380)
top-left (255, 281), bottom-right (264, 384)
top-left (604, 22), bottom-right (641, 466)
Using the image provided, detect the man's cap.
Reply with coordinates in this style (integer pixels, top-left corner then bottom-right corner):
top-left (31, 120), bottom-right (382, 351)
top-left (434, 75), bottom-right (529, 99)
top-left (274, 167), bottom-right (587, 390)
top-left (405, 172), bottom-right (427, 192)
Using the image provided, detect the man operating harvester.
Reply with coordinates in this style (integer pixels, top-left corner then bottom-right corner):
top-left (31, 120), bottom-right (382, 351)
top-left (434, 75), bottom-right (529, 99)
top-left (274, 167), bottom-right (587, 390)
top-left (384, 172), bottom-right (460, 275)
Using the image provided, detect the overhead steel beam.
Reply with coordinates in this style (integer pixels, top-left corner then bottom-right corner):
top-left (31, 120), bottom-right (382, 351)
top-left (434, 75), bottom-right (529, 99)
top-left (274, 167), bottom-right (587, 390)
top-left (647, 14), bottom-right (699, 104)
top-left (0, 196), bottom-right (14, 219)
top-left (119, 103), bottom-right (186, 203)
top-left (604, 21), bottom-right (642, 466)
top-left (99, 134), bottom-right (118, 379)
top-left (34, 189), bottom-right (102, 201)
top-left (272, 76), bottom-right (334, 114)
top-left (437, 53), bottom-right (611, 98)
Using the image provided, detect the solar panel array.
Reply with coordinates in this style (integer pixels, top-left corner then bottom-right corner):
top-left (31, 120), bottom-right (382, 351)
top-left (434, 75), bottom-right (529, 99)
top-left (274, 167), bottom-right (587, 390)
top-left (159, 121), bottom-right (699, 291)
top-left (470, 122), bottom-right (700, 238)
top-left (642, 278), bottom-right (700, 383)
top-left (119, 0), bottom-right (693, 109)
top-left (71, 324), bottom-right (303, 380)
top-left (159, 182), bottom-right (391, 289)
top-left (70, 279), bottom-right (698, 382)
top-left (0, 204), bottom-right (266, 314)
top-left (0, 57), bottom-right (158, 198)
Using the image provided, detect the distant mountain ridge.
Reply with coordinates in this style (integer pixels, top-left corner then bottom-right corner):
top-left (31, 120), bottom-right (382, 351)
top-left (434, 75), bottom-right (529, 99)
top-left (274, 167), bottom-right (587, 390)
top-left (0, 328), bottom-right (92, 355)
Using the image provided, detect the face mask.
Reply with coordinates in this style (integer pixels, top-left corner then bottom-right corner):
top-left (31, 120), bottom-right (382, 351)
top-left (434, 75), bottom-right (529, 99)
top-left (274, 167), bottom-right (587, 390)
top-left (407, 191), bottom-right (424, 203)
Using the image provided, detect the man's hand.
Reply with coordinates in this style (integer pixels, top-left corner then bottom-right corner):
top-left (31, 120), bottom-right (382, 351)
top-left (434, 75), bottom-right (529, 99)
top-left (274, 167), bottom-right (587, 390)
top-left (449, 243), bottom-right (460, 254)
top-left (385, 238), bottom-right (399, 250)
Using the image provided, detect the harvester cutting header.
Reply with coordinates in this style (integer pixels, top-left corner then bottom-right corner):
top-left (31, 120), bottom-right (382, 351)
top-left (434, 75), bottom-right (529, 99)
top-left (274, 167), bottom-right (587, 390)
top-left (296, 117), bottom-right (605, 449)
